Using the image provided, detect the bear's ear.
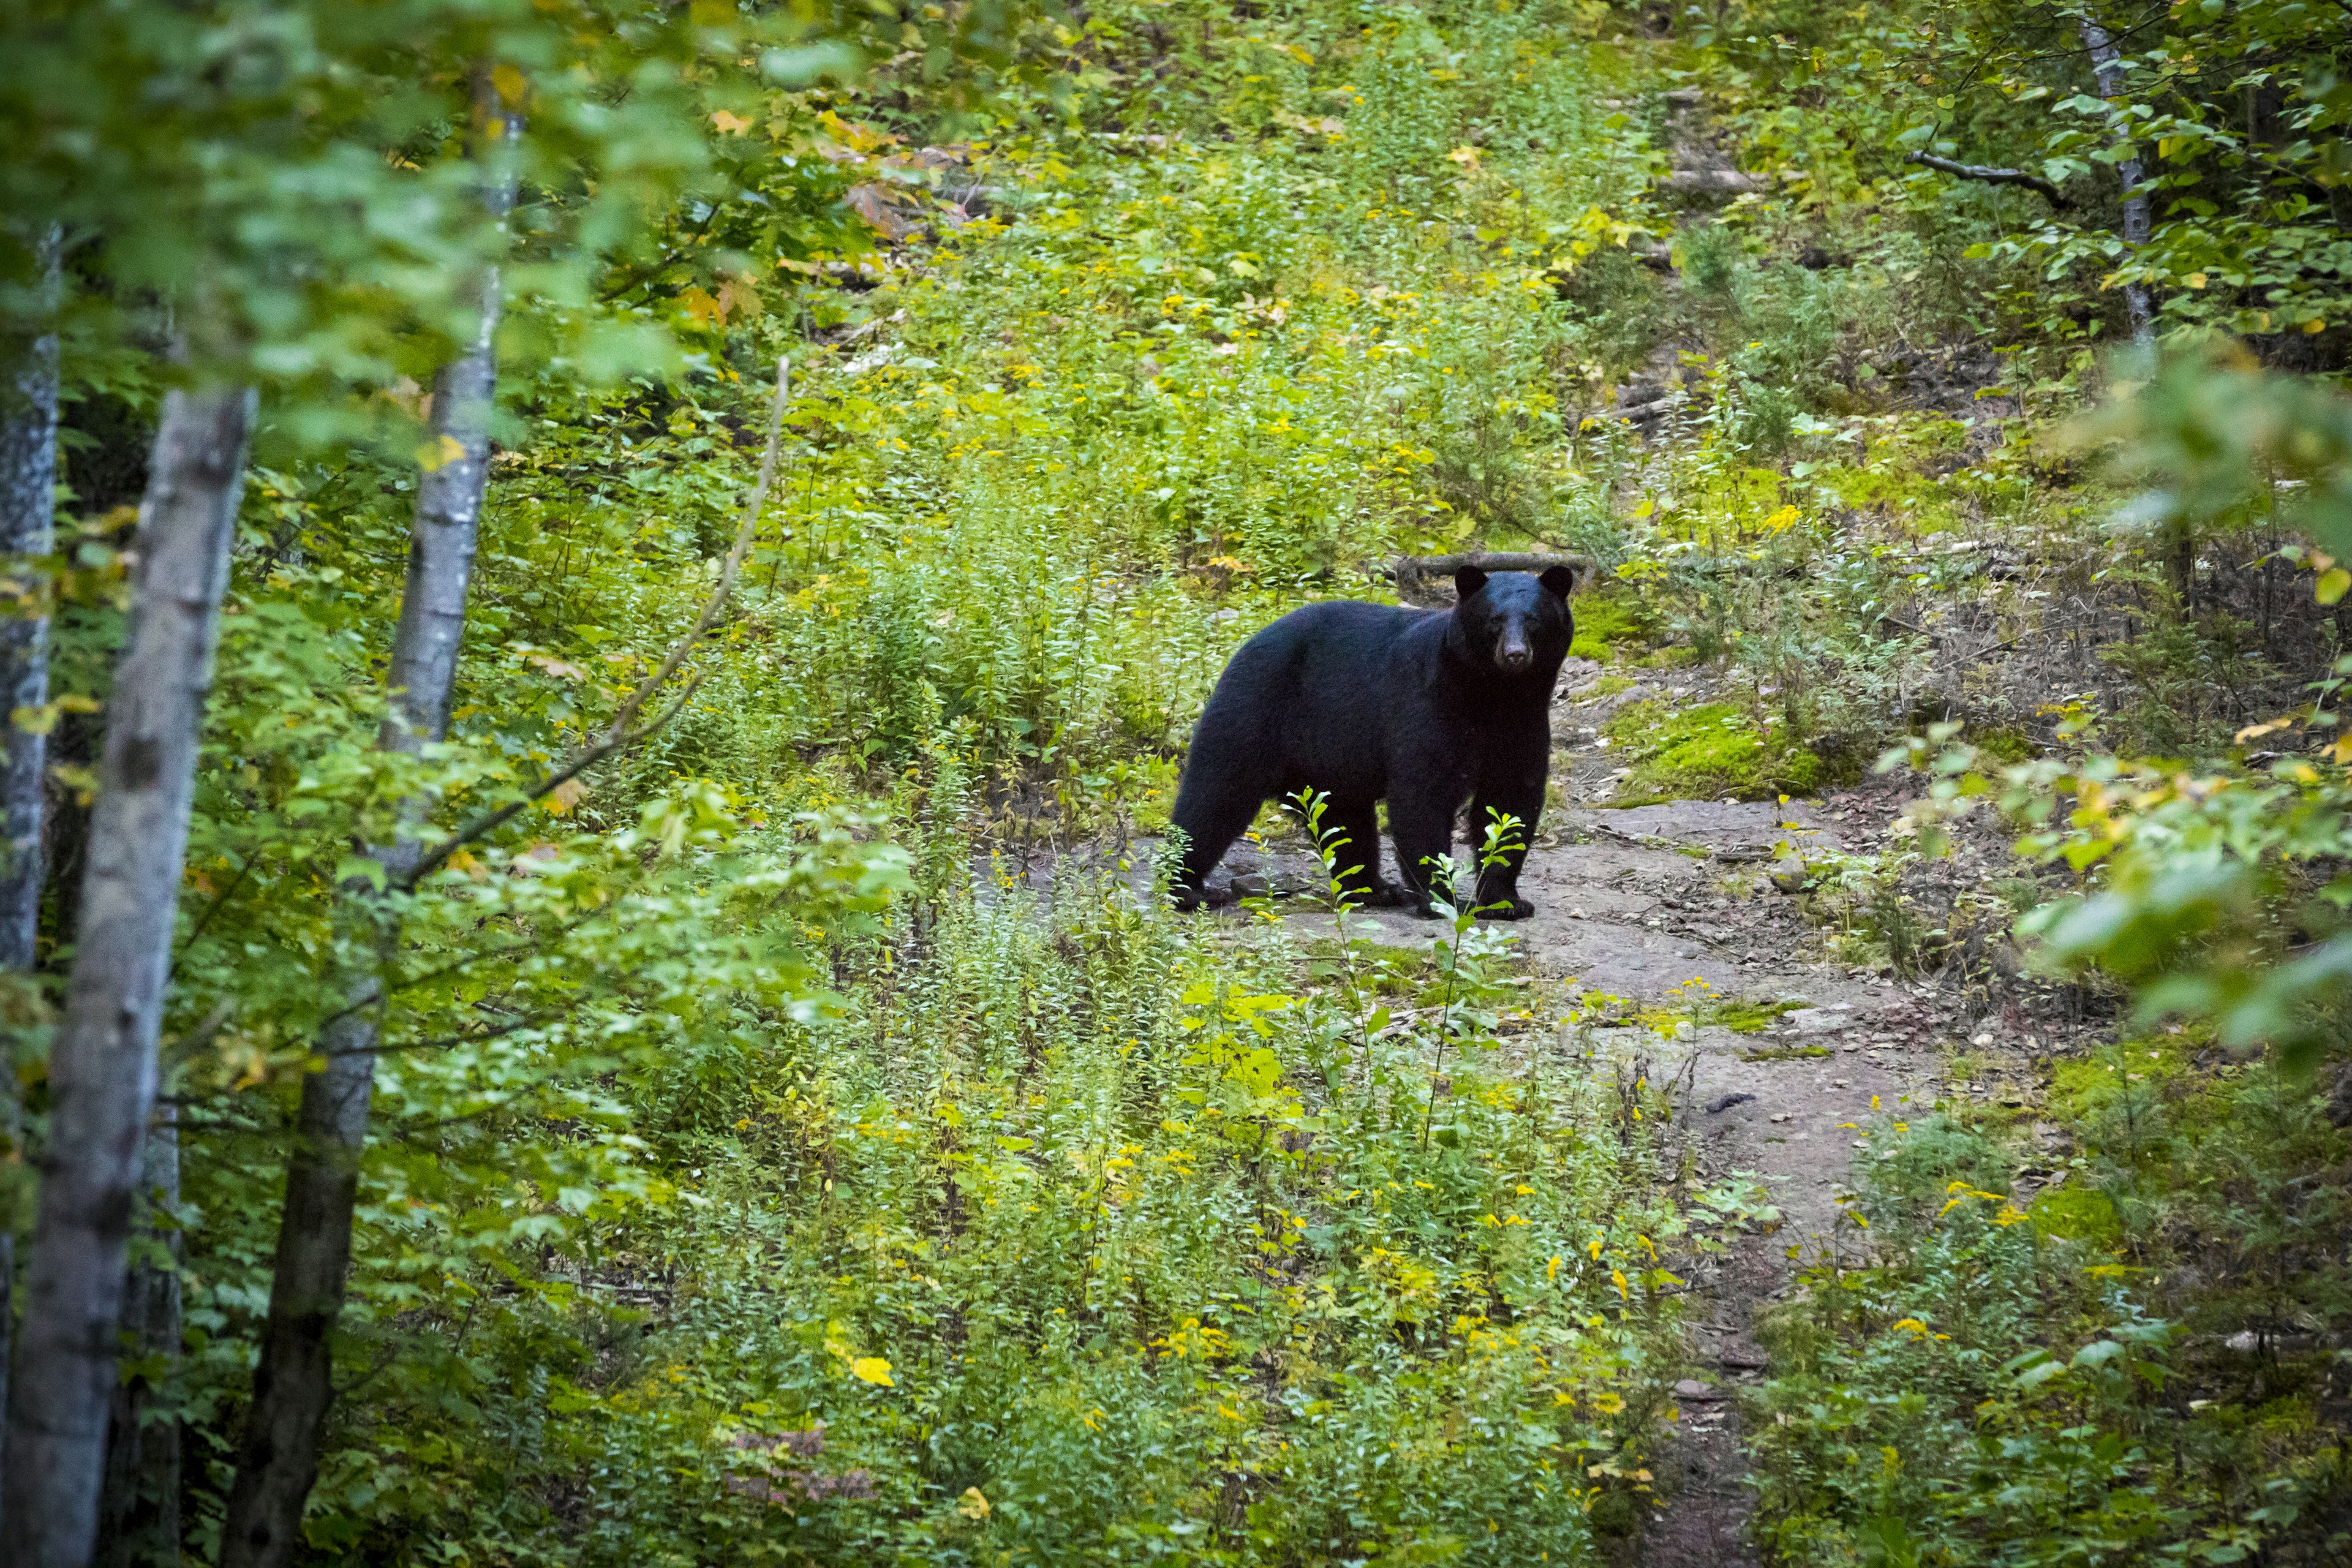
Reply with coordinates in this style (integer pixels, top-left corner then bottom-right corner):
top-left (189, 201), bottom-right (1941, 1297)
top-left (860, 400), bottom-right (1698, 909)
top-left (1453, 565), bottom-right (1490, 600)
top-left (1539, 564), bottom-right (1579, 599)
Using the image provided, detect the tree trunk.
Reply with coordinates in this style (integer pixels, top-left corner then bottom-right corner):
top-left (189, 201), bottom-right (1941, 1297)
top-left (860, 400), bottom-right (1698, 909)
top-left (0, 225), bottom-right (59, 970)
top-left (219, 106), bottom-right (515, 1568)
top-left (2080, 18), bottom-right (2155, 347)
top-left (0, 380), bottom-right (251, 1568)
top-left (0, 221), bottom-right (60, 1526)
top-left (94, 1102), bottom-right (179, 1568)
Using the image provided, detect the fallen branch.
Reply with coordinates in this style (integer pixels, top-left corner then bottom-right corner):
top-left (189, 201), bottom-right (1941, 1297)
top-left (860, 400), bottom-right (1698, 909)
top-left (1904, 151), bottom-right (2070, 209)
top-left (1393, 551), bottom-right (1600, 606)
top-left (401, 358), bottom-right (793, 889)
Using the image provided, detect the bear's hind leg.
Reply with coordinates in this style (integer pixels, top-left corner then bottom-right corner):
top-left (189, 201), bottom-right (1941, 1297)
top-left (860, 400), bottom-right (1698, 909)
top-left (1167, 772), bottom-right (1268, 909)
top-left (1302, 796), bottom-right (1401, 907)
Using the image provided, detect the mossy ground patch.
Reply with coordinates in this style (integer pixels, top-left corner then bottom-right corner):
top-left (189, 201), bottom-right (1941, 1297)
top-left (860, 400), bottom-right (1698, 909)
top-left (1605, 700), bottom-right (1825, 803)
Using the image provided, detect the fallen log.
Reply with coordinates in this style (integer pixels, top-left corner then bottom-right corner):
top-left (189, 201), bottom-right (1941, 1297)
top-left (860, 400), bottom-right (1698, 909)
top-left (1392, 551), bottom-right (1601, 605)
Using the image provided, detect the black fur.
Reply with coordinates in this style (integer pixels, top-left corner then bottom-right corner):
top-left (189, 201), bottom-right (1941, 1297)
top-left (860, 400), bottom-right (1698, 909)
top-left (1169, 565), bottom-right (1577, 918)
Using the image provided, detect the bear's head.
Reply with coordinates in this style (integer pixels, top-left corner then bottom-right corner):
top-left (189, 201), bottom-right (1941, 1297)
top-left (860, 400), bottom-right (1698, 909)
top-left (1448, 565), bottom-right (1578, 677)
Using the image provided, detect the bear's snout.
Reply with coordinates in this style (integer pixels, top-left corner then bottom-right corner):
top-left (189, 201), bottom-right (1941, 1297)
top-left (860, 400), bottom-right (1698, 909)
top-left (1493, 630), bottom-right (1533, 673)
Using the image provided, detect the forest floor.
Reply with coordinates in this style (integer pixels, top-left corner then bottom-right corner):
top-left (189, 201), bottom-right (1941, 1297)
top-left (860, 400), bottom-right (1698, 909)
top-left (1031, 676), bottom-right (2115, 1566)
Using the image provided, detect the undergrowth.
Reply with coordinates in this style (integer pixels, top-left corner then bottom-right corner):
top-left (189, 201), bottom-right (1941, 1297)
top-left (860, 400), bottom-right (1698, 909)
top-left (1748, 1048), bottom-right (2352, 1567)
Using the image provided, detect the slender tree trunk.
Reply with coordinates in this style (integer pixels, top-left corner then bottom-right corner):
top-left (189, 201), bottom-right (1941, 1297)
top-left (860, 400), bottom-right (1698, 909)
top-left (0, 222), bottom-right (61, 1531)
top-left (219, 105), bottom-right (516, 1568)
top-left (2080, 17), bottom-right (2155, 347)
top-left (94, 1102), bottom-right (178, 1568)
top-left (0, 226), bottom-right (58, 970)
top-left (0, 380), bottom-right (252, 1568)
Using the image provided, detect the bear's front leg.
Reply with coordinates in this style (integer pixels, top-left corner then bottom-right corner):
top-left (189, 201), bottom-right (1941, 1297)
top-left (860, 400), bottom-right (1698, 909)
top-left (1468, 741), bottom-right (1548, 920)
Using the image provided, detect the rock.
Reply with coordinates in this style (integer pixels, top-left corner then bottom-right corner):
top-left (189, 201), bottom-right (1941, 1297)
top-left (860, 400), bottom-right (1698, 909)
top-left (1784, 1006), bottom-right (1855, 1035)
top-left (1596, 682), bottom-right (1661, 715)
top-left (1706, 1092), bottom-right (1755, 1114)
top-left (1662, 167), bottom-right (1762, 198)
top-left (1770, 864), bottom-right (1808, 894)
top-left (1673, 1378), bottom-right (1722, 1400)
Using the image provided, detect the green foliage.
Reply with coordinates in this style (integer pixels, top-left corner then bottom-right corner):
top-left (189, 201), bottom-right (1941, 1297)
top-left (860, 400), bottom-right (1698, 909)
top-left (1715, 0), bottom-right (2352, 341)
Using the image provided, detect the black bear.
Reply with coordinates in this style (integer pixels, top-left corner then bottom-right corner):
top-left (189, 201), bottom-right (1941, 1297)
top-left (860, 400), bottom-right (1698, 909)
top-left (1169, 565), bottom-right (1577, 918)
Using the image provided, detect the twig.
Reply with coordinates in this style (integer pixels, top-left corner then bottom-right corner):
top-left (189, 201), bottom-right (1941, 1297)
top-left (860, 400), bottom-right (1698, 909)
top-left (159, 998), bottom-right (237, 1074)
top-left (170, 857), bottom-right (255, 976)
top-left (401, 358), bottom-right (793, 889)
top-left (1904, 151), bottom-right (2071, 209)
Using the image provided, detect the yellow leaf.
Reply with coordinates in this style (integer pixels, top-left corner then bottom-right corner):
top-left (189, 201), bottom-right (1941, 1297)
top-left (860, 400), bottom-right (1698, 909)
top-left (543, 777), bottom-right (585, 815)
top-left (958, 1486), bottom-right (990, 1520)
top-left (1447, 145), bottom-right (1481, 168)
top-left (2316, 567), bottom-right (2350, 605)
top-left (679, 287), bottom-right (725, 327)
top-left (415, 433), bottom-right (467, 473)
top-left (491, 64), bottom-right (530, 110)
top-left (2185, 272), bottom-right (2207, 289)
top-left (850, 1356), bottom-right (894, 1386)
top-left (719, 273), bottom-right (764, 322)
top-left (710, 109), bottom-right (752, 134)
top-left (2330, 734), bottom-right (2352, 765)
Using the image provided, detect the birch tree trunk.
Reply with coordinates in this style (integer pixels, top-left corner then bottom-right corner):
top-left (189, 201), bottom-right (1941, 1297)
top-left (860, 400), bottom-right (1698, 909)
top-left (94, 1102), bottom-right (179, 1568)
top-left (2080, 17), bottom-right (2155, 347)
top-left (219, 105), bottom-right (516, 1568)
top-left (0, 380), bottom-right (251, 1568)
top-left (0, 221), bottom-right (61, 1520)
top-left (0, 225), bottom-right (58, 971)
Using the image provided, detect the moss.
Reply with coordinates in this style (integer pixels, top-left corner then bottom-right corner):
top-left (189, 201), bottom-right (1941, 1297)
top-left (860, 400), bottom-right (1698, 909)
top-left (1716, 998), bottom-right (1803, 1035)
top-left (2048, 1037), bottom-right (2199, 1120)
top-left (1743, 1042), bottom-right (1831, 1061)
top-left (1970, 725), bottom-right (2037, 763)
top-left (1605, 700), bottom-right (1826, 802)
top-left (1567, 592), bottom-right (1653, 663)
top-left (1583, 673), bottom-right (1635, 698)
top-left (2026, 1185), bottom-right (2122, 1246)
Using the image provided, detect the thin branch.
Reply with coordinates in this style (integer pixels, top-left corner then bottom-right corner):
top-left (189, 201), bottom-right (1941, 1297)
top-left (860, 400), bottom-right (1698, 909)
top-left (158, 999), bottom-right (236, 1076)
top-left (299, 908), bottom-right (609, 1040)
top-left (322, 1012), bottom-right (552, 1060)
top-left (1904, 151), bottom-right (2072, 208)
top-left (170, 856), bottom-right (254, 977)
top-left (402, 357), bottom-right (792, 889)
top-left (401, 674), bottom-right (706, 891)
